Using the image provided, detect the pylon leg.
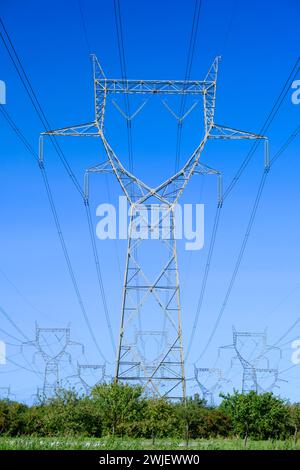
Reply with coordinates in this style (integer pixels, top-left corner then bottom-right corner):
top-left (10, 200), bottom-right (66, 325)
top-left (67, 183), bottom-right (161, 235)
top-left (115, 204), bottom-right (185, 401)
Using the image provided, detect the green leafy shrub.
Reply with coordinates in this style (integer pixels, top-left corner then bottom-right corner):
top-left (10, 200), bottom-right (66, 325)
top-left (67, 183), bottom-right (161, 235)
top-left (220, 391), bottom-right (289, 441)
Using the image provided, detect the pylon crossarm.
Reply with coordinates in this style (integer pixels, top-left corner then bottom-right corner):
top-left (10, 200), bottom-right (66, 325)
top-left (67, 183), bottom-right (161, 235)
top-left (41, 122), bottom-right (99, 137)
top-left (193, 161), bottom-right (221, 176)
top-left (68, 340), bottom-right (85, 355)
top-left (20, 340), bottom-right (36, 354)
top-left (95, 79), bottom-right (210, 95)
top-left (234, 331), bottom-right (266, 338)
top-left (209, 124), bottom-right (266, 140)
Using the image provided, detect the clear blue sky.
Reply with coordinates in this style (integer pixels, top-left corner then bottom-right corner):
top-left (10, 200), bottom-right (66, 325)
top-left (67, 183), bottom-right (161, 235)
top-left (0, 0), bottom-right (299, 402)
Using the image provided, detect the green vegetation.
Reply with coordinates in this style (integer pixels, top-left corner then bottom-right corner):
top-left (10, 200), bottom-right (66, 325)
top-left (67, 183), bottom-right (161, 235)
top-left (0, 437), bottom-right (300, 450)
top-left (0, 384), bottom-right (299, 449)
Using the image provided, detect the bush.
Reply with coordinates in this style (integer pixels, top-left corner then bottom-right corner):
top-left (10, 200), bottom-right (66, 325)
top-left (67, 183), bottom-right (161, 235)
top-left (92, 383), bottom-right (145, 437)
top-left (0, 386), bottom-right (294, 440)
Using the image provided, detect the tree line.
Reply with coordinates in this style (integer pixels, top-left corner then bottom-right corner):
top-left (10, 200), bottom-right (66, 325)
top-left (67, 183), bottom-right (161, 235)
top-left (0, 384), bottom-right (300, 443)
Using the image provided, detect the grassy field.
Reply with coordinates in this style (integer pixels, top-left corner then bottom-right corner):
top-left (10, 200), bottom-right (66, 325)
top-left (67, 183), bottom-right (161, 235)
top-left (0, 437), bottom-right (299, 450)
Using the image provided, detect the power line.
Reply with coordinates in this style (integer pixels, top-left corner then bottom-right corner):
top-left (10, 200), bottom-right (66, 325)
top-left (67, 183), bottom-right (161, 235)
top-left (0, 302), bottom-right (43, 376)
top-left (113, 0), bottom-right (134, 172)
top-left (78, 0), bottom-right (92, 56)
top-left (74, 4), bottom-right (121, 353)
top-left (5, 354), bottom-right (43, 377)
top-left (0, 104), bottom-right (108, 362)
top-left (175, 0), bottom-right (202, 173)
top-left (189, 58), bottom-right (300, 364)
top-left (196, 123), bottom-right (300, 362)
top-left (223, 57), bottom-right (300, 201)
top-left (84, 201), bottom-right (116, 352)
top-left (0, 268), bottom-right (46, 318)
top-left (0, 327), bottom-right (23, 344)
top-left (0, 303), bottom-right (29, 341)
top-left (0, 17), bottom-right (114, 360)
top-left (279, 364), bottom-right (298, 376)
top-left (274, 317), bottom-right (300, 348)
top-left (0, 18), bottom-right (83, 196)
top-left (75, 3), bottom-right (118, 352)
top-left (186, 204), bottom-right (222, 359)
top-left (113, 0), bottom-right (144, 339)
top-left (167, 0), bottom-right (203, 351)
top-left (266, 283), bottom-right (300, 318)
top-left (270, 124), bottom-right (300, 166)
top-left (196, 171), bottom-right (268, 362)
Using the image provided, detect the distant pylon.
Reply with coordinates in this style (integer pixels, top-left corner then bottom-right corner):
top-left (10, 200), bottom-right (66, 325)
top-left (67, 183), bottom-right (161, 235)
top-left (220, 327), bottom-right (281, 393)
top-left (0, 385), bottom-right (15, 401)
top-left (22, 325), bottom-right (83, 400)
top-left (40, 55), bottom-right (268, 400)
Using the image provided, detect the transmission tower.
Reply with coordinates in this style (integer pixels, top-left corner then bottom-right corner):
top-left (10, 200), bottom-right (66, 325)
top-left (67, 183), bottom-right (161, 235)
top-left (39, 55), bottom-right (268, 400)
top-left (220, 327), bottom-right (281, 393)
top-left (0, 386), bottom-right (15, 401)
top-left (22, 325), bottom-right (83, 400)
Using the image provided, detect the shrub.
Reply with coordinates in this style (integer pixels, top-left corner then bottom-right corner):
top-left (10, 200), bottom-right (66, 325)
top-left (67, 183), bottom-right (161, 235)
top-left (220, 391), bottom-right (289, 441)
top-left (91, 383), bottom-right (145, 437)
top-left (0, 400), bottom-right (28, 436)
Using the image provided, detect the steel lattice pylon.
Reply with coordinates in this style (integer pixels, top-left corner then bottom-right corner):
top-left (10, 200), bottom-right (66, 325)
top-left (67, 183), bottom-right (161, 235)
top-left (220, 327), bottom-right (282, 393)
top-left (39, 55), bottom-right (268, 401)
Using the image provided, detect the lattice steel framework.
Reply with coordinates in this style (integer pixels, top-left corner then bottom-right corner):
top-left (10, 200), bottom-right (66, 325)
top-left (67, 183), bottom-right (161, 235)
top-left (221, 328), bottom-right (281, 393)
top-left (22, 326), bottom-right (83, 400)
top-left (0, 386), bottom-right (14, 401)
top-left (39, 55), bottom-right (268, 401)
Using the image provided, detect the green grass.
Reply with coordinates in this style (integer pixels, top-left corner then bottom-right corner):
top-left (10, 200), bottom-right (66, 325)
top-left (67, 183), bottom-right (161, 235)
top-left (0, 437), bottom-right (299, 450)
